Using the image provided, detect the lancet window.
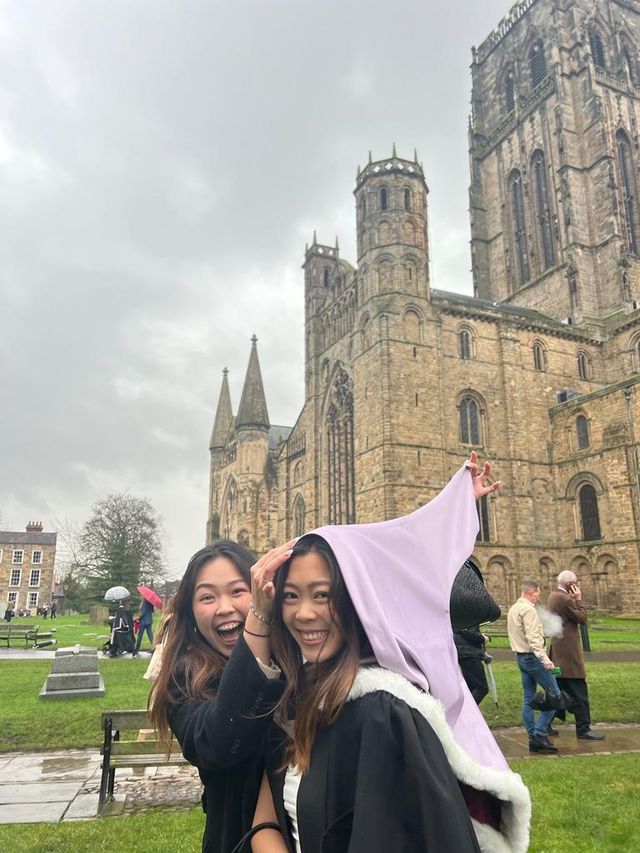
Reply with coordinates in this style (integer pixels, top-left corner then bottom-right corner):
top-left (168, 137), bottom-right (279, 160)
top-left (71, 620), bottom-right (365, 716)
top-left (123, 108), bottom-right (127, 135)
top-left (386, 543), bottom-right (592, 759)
top-left (529, 41), bottom-right (547, 88)
top-left (579, 484), bottom-right (601, 541)
top-left (509, 170), bottom-right (530, 285)
top-left (617, 129), bottom-right (639, 255)
top-left (532, 150), bottom-right (555, 270)
top-left (326, 366), bottom-right (356, 524)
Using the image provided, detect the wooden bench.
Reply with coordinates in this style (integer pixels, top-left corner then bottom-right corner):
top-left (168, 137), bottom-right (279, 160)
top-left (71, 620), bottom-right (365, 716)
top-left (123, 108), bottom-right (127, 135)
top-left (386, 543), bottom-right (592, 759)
top-left (0, 623), bottom-right (57, 649)
top-left (98, 709), bottom-right (187, 815)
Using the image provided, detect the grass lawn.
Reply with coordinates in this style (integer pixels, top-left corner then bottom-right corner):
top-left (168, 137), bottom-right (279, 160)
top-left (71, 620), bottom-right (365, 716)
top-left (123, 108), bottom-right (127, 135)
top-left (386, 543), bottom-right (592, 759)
top-left (1, 658), bottom-right (638, 753)
top-left (0, 658), bottom-right (152, 752)
top-left (487, 615), bottom-right (640, 652)
top-left (6, 613), bottom-right (161, 653)
top-left (7, 754), bottom-right (640, 852)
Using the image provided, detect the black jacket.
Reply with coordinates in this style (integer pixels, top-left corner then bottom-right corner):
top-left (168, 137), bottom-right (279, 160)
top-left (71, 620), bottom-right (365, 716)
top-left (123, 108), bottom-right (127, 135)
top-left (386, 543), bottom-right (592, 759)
top-left (266, 694), bottom-right (483, 852)
top-left (453, 628), bottom-right (487, 661)
top-left (168, 636), bottom-right (284, 853)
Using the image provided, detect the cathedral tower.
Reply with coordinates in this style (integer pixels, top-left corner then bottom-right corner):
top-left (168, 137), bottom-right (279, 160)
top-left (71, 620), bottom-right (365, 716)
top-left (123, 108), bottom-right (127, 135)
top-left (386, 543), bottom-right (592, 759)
top-left (470, 0), bottom-right (640, 323)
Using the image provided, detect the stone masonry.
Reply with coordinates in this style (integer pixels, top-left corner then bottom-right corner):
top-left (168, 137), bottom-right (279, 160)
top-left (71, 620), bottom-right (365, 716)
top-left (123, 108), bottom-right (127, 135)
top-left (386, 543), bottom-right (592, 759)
top-left (207, 0), bottom-right (640, 614)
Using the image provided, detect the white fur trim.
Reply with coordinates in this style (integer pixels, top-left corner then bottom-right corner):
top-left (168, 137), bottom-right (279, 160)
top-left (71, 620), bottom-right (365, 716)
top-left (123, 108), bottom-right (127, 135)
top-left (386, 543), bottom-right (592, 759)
top-left (347, 667), bottom-right (531, 853)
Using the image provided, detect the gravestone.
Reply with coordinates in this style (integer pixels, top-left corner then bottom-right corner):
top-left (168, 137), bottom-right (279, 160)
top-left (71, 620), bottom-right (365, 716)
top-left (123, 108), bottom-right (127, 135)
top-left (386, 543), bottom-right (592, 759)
top-left (39, 645), bottom-right (105, 699)
top-left (88, 604), bottom-right (109, 624)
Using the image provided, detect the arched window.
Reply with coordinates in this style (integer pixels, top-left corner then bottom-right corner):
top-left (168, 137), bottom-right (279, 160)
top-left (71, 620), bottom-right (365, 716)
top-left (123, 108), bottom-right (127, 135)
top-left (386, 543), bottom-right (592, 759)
top-left (577, 350), bottom-right (591, 380)
top-left (533, 341), bottom-right (545, 371)
top-left (505, 70), bottom-right (515, 113)
top-left (633, 335), bottom-right (640, 371)
top-left (323, 267), bottom-right (330, 288)
top-left (532, 150), bottom-right (555, 269)
top-left (576, 415), bottom-right (589, 449)
top-left (459, 329), bottom-right (472, 360)
top-left (509, 170), bottom-right (530, 285)
top-left (293, 495), bottom-right (305, 538)
top-left (326, 366), bottom-right (356, 524)
top-left (579, 484), bottom-right (601, 540)
top-left (238, 529), bottom-right (250, 548)
top-left (379, 187), bottom-right (388, 211)
top-left (459, 396), bottom-right (482, 445)
top-left (529, 41), bottom-right (547, 88)
top-left (404, 187), bottom-right (412, 211)
top-left (589, 29), bottom-right (606, 70)
top-left (477, 495), bottom-right (491, 542)
top-left (617, 129), bottom-right (639, 254)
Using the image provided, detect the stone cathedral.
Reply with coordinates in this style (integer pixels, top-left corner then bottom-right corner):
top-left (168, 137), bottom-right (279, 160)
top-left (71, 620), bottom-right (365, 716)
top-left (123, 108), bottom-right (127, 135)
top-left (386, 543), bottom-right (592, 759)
top-left (208, 0), bottom-right (640, 614)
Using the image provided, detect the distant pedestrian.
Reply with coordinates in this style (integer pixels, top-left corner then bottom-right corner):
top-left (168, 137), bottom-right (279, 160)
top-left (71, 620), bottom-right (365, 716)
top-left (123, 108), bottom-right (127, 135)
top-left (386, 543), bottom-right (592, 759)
top-left (50, 602), bottom-right (57, 619)
top-left (548, 570), bottom-right (604, 741)
top-left (4, 605), bottom-right (14, 622)
top-left (133, 598), bottom-right (154, 656)
top-left (453, 626), bottom-right (490, 704)
top-left (507, 580), bottom-right (560, 753)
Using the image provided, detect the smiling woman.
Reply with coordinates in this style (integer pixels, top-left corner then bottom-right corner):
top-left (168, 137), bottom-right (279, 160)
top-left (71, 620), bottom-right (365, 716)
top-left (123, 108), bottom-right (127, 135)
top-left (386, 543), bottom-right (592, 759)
top-left (149, 539), bottom-right (292, 853)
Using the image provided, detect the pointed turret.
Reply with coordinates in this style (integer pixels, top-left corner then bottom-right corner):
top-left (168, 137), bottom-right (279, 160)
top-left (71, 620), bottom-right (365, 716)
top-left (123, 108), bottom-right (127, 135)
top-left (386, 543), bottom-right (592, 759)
top-left (235, 336), bottom-right (270, 431)
top-left (210, 368), bottom-right (233, 450)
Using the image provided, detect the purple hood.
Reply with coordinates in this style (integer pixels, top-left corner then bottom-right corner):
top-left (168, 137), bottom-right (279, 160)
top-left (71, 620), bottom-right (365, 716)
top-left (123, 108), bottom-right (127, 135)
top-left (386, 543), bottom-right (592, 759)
top-left (308, 464), bottom-right (508, 772)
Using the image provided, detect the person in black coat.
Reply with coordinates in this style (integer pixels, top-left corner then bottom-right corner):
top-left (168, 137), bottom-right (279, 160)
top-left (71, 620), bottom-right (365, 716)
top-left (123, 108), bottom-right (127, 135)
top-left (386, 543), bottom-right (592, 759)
top-left (112, 599), bottom-right (135, 655)
top-left (251, 535), bottom-right (530, 853)
top-left (150, 539), bottom-right (292, 853)
top-left (453, 627), bottom-right (490, 705)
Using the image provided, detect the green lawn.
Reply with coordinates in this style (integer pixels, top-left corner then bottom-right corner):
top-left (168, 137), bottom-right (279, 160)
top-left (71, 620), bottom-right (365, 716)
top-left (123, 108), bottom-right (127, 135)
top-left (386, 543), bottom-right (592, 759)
top-left (7, 613), bottom-right (161, 653)
top-left (487, 615), bottom-right (640, 652)
top-left (7, 754), bottom-right (640, 852)
top-left (0, 658), bottom-right (152, 752)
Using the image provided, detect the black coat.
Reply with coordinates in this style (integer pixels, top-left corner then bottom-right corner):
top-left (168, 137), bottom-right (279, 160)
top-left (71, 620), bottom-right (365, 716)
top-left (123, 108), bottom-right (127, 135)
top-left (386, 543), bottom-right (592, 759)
top-left (168, 636), bottom-right (284, 853)
top-left (265, 689), bottom-right (485, 852)
top-left (453, 628), bottom-right (486, 661)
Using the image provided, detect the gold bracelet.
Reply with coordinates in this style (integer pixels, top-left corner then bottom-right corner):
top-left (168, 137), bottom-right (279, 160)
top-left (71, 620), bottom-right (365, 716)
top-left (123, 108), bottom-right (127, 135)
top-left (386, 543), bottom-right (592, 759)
top-left (250, 601), bottom-right (271, 625)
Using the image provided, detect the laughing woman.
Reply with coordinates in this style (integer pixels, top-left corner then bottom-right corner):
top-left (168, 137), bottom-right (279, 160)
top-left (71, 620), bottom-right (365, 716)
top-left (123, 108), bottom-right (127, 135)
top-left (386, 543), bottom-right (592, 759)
top-left (252, 459), bottom-right (531, 853)
top-left (150, 539), bottom-right (291, 853)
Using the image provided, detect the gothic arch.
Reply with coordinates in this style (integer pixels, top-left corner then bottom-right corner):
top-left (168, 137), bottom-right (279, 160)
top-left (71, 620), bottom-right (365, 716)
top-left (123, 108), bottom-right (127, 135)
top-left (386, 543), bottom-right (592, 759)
top-left (322, 363), bottom-right (356, 524)
top-left (220, 476), bottom-right (238, 540)
top-left (485, 555), bottom-right (515, 609)
top-left (531, 149), bottom-right (556, 271)
top-left (292, 494), bottom-right (306, 538)
top-left (508, 168), bottom-right (530, 286)
top-left (616, 128), bottom-right (640, 255)
top-left (457, 389), bottom-right (488, 446)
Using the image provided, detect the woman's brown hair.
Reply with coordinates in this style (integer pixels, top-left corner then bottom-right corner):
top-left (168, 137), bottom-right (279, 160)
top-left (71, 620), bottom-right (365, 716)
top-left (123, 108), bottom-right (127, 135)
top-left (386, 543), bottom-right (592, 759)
top-left (271, 534), bottom-right (372, 773)
top-left (149, 540), bottom-right (253, 745)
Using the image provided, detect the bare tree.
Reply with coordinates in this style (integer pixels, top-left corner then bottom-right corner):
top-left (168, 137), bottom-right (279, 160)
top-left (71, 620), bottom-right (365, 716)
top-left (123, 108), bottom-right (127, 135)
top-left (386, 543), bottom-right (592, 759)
top-left (71, 494), bottom-right (166, 599)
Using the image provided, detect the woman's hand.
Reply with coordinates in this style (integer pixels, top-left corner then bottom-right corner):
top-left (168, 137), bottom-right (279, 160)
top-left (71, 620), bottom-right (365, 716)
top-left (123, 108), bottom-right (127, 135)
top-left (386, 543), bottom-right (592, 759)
top-left (250, 539), bottom-right (296, 624)
top-left (467, 450), bottom-right (501, 501)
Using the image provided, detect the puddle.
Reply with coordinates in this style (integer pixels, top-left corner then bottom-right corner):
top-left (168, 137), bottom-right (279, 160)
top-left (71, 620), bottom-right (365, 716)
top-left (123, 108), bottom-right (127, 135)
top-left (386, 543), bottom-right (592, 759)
top-left (41, 757), bottom-right (94, 776)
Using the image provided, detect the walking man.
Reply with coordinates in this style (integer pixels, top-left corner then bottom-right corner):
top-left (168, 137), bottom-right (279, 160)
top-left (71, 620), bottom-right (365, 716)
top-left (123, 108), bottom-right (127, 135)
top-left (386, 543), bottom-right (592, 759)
top-left (507, 580), bottom-right (560, 753)
top-left (133, 597), bottom-right (154, 656)
top-left (547, 570), bottom-right (604, 741)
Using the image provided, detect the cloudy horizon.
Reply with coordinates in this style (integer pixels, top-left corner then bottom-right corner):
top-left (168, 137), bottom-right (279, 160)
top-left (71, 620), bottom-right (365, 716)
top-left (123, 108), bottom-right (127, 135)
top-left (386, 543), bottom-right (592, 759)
top-left (1, 0), bottom-right (510, 577)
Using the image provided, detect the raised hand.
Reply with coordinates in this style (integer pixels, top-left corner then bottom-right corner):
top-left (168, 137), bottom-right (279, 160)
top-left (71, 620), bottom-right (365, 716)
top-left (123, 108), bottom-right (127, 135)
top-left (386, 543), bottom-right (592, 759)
top-left (250, 539), bottom-right (296, 624)
top-left (466, 450), bottom-right (501, 501)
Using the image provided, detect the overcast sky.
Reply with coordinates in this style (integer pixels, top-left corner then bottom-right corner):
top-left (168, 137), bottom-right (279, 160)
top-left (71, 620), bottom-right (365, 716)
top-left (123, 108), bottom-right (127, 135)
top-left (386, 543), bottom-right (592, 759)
top-left (1, 0), bottom-right (510, 577)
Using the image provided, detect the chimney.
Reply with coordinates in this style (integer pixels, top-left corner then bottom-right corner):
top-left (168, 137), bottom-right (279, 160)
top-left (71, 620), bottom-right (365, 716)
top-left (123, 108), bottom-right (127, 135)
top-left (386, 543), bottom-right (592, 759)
top-left (26, 521), bottom-right (43, 533)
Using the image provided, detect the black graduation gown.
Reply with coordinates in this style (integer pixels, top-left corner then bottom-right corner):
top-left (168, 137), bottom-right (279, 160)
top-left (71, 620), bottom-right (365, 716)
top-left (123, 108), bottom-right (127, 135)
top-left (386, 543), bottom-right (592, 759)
top-left (265, 689), bottom-right (483, 853)
top-left (168, 636), bottom-right (284, 853)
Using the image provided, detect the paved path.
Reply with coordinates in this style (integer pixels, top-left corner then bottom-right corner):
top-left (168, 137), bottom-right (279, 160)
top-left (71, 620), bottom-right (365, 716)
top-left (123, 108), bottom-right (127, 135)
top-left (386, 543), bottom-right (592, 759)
top-left (1, 722), bottom-right (639, 824)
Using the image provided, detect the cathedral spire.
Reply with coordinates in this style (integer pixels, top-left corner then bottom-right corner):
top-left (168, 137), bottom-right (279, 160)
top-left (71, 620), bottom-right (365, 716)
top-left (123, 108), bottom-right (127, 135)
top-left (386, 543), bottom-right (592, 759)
top-left (235, 336), bottom-right (270, 431)
top-left (210, 368), bottom-right (233, 450)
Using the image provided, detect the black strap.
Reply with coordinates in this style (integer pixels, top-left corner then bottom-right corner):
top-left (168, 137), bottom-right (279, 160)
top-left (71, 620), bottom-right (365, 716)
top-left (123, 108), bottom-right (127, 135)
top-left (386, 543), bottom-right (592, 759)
top-left (228, 822), bottom-right (282, 853)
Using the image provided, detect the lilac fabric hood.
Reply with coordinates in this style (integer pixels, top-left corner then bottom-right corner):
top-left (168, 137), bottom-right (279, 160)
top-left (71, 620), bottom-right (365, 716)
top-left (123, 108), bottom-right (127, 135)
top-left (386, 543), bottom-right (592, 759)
top-left (308, 464), bottom-right (508, 772)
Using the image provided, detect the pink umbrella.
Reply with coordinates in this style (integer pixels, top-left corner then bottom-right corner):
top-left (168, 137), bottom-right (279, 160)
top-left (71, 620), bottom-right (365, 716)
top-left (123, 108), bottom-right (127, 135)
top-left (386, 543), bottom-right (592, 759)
top-left (137, 585), bottom-right (162, 609)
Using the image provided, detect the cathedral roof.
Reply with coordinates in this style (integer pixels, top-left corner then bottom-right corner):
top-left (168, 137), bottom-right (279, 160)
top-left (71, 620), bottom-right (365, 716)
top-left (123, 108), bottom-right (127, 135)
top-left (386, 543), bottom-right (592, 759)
top-left (236, 336), bottom-right (270, 431)
top-left (210, 368), bottom-right (234, 450)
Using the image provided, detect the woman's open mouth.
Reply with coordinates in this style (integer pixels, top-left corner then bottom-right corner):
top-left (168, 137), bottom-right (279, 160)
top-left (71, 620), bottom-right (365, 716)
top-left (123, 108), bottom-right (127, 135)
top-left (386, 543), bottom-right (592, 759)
top-left (216, 621), bottom-right (244, 645)
top-left (298, 629), bottom-right (328, 646)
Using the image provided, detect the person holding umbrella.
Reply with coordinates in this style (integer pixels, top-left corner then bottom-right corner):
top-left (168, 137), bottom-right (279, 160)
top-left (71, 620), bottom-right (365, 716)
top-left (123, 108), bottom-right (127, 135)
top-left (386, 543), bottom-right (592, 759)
top-left (133, 585), bottom-right (162, 656)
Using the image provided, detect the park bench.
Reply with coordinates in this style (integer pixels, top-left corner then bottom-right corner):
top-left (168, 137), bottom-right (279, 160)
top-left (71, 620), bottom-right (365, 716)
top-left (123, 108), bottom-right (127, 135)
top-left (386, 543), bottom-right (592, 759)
top-left (0, 623), bottom-right (57, 649)
top-left (98, 709), bottom-right (187, 815)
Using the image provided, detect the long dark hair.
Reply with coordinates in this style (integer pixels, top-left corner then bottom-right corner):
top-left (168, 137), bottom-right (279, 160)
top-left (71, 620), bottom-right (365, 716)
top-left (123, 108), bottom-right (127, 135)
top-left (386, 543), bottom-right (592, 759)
top-left (149, 540), bottom-right (253, 745)
top-left (271, 534), bottom-right (372, 773)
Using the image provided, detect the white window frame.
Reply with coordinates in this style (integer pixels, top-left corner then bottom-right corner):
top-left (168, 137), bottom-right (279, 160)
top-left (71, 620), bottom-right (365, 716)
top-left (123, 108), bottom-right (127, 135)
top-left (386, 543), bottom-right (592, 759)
top-left (29, 569), bottom-right (41, 587)
top-left (27, 591), bottom-right (39, 609)
top-left (8, 591), bottom-right (18, 606)
top-left (12, 549), bottom-right (24, 565)
top-left (10, 568), bottom-right (22, 587)
top-left (31, 550), bottom-right (43, 565)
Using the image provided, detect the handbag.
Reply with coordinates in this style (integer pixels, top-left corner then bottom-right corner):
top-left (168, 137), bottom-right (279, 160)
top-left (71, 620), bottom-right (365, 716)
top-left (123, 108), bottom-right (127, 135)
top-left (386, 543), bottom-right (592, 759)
top-left (528, 688), bottom-right (576, 712)
top-left (450, 560), bottom-right (501, 630)
top-left (229, 822), bottom-right (282, 853)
